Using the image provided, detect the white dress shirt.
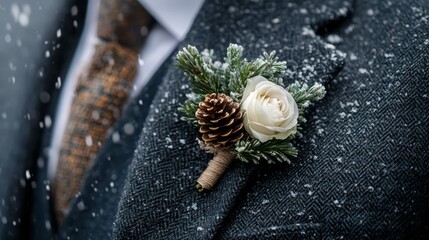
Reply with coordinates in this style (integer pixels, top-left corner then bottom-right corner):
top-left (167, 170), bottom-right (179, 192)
top-left (48, 0), bottom-right (204, 180)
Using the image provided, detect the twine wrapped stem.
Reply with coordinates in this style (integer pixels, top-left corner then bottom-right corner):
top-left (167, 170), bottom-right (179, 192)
top-left (196, 148), bottom-right (235, 192)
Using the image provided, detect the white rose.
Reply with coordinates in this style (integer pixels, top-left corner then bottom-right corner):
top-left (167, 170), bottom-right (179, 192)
top-left (241, 76), bottom-right (299, 142)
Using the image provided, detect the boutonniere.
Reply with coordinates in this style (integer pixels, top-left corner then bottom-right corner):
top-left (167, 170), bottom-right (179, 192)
top-left (176, 44), bottom-right (326, 192)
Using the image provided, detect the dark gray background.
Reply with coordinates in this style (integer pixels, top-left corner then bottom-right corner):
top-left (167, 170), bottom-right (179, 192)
top-left (0, 0), bottom-right (86, 238)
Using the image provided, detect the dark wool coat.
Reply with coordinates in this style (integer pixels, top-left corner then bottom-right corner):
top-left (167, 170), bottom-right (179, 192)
top-left (0, 0), bottom-right (428, 239)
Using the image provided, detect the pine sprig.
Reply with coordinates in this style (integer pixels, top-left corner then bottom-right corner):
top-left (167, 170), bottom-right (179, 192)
top-left (254, 51), bottom-right (287, 84)
top-left (233, 138), bottom-right (298, 164)
top-left (225, 44), bottom-right (244, 70)
top-left (287, 82), bottom-right (326, 125)
top-left (178, 95), bottom-right (202, 126)
top-left (226, 45), bottom-right (286, 101)
top-left (176, 44), bottom-right (287, 101)
top-left (287, 82), bottom-right (326, 107)
top-left (176, 46), bottom-right (221, 94)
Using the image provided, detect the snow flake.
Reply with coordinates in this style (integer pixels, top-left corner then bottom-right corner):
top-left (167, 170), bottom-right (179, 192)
top-left (112, 132), bottom-right (120, 143)
top-left (85, 136), bottom-right (93, 146)
top-left (358, 68), bottom-right (369, 74)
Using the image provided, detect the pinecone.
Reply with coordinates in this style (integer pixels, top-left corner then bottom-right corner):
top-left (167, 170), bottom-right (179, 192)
top-left (195, 93), bottom-right (244, 148)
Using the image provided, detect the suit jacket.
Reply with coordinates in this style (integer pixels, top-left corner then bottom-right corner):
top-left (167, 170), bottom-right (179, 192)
top-left (2, 0), bottom-right (429, 239)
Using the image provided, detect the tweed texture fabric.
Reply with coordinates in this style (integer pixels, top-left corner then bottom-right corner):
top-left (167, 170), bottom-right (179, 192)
top-left (111, 0), bottom-right (429, 239)
top-left (113, 0), bottom-right (348, 239)
top-left (97, 0), bottom-right (153, 52)
top-left (53, 42), bottom-right (138, 222)
top-left (53, 0), bottom-right (152, 223)
top-left (25, 0), bottom-right (429, 239)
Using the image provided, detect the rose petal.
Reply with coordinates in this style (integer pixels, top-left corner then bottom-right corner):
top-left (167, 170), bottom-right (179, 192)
top-left (249, 120), bottom-right (275, 135)
top-left (245, 92), bottom-right (260, 121)
top-left (241, 76), bottom-right (267, 102)
top-left (272, 125), bottom-right (297, 140)
top-left (256, 98), bottom-right (277, 126)
top-left (248, 125), bottom-right (273, 142)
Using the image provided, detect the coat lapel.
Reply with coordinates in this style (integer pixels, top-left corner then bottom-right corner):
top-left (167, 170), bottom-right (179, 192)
top-left (112, 0), bottom-right (353, 239)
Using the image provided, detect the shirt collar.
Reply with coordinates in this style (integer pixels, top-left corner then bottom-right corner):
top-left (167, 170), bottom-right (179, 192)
top-left (139, 0), bottom-right (204, 41)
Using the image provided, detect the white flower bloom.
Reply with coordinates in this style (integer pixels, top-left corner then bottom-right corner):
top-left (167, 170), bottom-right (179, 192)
top-left (241, 76), bottom-right (299, 142)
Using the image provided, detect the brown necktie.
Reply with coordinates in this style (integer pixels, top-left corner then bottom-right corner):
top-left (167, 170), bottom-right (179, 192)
top-left (53, 0), bottom-right (153, 223)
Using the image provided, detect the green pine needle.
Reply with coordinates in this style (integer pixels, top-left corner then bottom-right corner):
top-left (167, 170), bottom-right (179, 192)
top-left (176, 44), bottom-right (287, 102)
top-left (287, 81), bottom-right (326, 126)
top-left (226, 46), bottom-right (286, 101)
top-left (176, 45), bottom-right (221, 94)
top-left (233, 138), bottom-right (298, 164)
top-left (177, 93), bottom-right (203, 126)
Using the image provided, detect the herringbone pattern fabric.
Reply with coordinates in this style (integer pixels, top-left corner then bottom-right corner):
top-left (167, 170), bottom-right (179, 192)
top-left (28, 0), bottom-right (428, 239)
top-left (112, 0), bottom-right (351, 239)
top-left (53, 42), bottom-right (137, 222)
top-left (111, 0), bottom-right (429, 239)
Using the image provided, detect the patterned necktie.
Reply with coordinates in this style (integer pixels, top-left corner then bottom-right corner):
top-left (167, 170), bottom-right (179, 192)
top-left (53, 0), bottom-right (153, 223)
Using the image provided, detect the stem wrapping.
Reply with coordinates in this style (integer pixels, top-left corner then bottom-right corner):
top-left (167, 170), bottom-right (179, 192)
top-left (196, 149), bottom-right (234, 192)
